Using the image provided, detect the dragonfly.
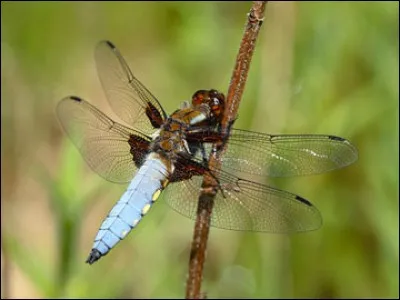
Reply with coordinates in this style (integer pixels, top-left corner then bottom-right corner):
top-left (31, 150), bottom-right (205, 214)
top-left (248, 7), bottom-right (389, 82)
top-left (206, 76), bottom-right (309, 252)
top-left (56, 40), bottom-right (358, 265)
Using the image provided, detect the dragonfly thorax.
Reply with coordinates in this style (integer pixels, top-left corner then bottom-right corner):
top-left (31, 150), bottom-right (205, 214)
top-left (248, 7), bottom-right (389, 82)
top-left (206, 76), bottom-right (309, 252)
top-left (151, 110), bottom-right (206, 157)
top-left (150, 95), bottom-right (223, 164)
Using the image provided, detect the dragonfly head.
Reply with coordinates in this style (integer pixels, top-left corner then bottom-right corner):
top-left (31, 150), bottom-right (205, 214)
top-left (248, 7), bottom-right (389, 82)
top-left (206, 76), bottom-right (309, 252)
top-left (191, 89), bottom-right (225, 123)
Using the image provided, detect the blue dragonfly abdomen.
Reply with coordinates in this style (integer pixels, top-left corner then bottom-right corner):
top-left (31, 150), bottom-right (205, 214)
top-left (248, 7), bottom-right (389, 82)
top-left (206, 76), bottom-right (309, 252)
top-left (86, 153), bottom-right (170, 264)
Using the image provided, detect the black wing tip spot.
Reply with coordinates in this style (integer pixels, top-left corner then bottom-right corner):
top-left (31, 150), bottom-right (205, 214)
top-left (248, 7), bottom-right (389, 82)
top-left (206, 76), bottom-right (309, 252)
top-left (70, 96), bottom-right (82, 102)
top-left (86, 248), bottom-right (103, 265)
top-left (328, 135), bottom-right (346, 142)
top-left (295, 195), bottom-right (313, 206)
top-left (105, 40), bottom-right (116, 49)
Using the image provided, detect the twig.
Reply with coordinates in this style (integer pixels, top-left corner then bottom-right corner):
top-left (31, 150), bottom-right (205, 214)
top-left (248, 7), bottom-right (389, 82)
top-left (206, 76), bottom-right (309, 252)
top-left (185, 2), bottom-right (267, 299)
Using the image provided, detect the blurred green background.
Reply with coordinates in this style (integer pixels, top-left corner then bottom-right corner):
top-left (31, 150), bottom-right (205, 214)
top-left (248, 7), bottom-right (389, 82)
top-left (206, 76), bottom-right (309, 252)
top-left (1, 1), bottom-right (398, 298)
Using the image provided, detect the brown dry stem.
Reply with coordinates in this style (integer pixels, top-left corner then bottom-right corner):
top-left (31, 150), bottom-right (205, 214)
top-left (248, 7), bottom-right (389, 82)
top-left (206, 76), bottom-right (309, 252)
top-left (185, 2), bottom-right (268, 299)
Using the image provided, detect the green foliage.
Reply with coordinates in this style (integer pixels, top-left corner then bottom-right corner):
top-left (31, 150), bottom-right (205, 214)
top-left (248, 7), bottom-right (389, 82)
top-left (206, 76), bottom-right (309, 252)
top-left (1, 2), bottom-right (398, 298)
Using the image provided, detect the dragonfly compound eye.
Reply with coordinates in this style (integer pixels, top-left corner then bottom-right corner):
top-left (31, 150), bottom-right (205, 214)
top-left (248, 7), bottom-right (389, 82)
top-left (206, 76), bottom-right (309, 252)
top-left (192, 90), bottom-right (208, 106)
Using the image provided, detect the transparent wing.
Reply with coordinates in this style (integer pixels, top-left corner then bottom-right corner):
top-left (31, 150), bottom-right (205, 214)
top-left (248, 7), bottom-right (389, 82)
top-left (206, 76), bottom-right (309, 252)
top-left (163, 160), bottom-right (322, 233)
top-left (95, 40), bottom-right (167, 134)
top-left (212, 128), bottom-right (359, 178)
top-left (56, 96), bottom-right (151, 183)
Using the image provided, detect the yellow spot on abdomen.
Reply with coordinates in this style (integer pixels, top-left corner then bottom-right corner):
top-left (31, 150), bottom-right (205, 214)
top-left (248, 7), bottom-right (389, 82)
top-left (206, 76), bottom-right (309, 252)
top-left (152, 189), bottom-right (161, 202)
top-left (141, 203), bottom-right (151, 215)
top-left (121, 230), bottom-right (128, 238)
top-left (132, 219), bottom-right (139, 227)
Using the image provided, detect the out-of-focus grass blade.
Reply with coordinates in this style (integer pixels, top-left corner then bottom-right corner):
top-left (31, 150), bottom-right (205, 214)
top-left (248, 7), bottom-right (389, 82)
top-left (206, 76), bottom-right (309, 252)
top-left (35, 139), bottom-right (108, 297)
top-left (3, 234), bottom-right (54, 297)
